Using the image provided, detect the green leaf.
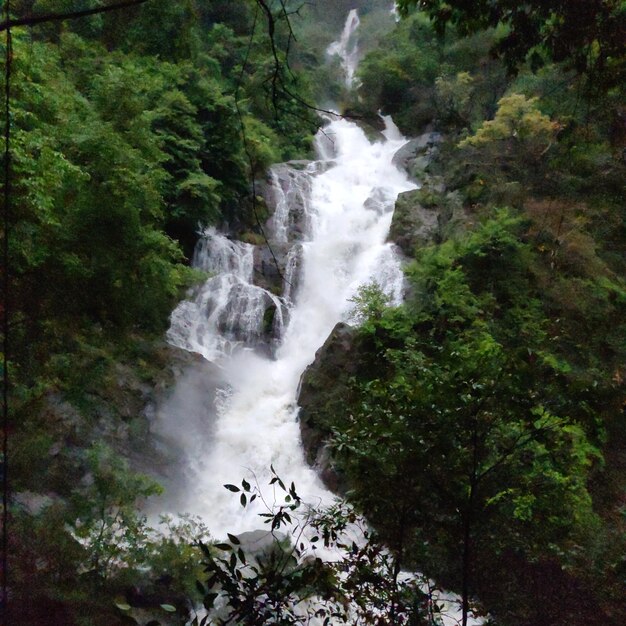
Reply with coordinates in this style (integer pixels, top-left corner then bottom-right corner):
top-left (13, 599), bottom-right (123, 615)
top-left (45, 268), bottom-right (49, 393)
top-left (203, 593), bottom-right (219, 611)
top-left (115, 602), bottom-right (132, 611)
top-left (160, 604), bottom-right (177, 613)
top-left (198, 540), bottom-right (212, 557)
top-left (237, 547), bottom-right (246, 564)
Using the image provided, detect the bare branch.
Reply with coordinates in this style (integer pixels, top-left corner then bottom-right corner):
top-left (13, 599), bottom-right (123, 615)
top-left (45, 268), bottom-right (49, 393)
top-left (234, 3), bottom-right (291, 289)
top-left (0, 0), bottom-right (150, 33)
top-left (255, 0), bottom-right (281, 118)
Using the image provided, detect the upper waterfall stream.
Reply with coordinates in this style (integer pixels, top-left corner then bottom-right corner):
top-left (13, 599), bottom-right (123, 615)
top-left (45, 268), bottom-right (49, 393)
top-left (160, 115), bottom-right (416, 535)
top-left (326, 8), bottom-right (361, 87)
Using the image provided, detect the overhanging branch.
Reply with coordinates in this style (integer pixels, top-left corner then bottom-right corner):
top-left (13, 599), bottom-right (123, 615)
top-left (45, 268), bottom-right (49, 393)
top-left (0, 0), bottom-right (150, 33)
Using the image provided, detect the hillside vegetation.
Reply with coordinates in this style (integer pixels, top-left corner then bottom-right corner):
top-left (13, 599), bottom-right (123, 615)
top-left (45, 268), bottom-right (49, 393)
top-left (2, 1), bottom-right (625, 625)
top-left (300, 3), bottom-right (626, 624)
top-left (3, 1), bottom-right (318, 623)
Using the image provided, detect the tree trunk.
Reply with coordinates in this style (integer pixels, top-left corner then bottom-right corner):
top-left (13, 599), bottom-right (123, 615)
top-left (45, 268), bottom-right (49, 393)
top-left (462, 416), bottom-right (480, 626)
top-left (461, 498), bottom-right (472, 626)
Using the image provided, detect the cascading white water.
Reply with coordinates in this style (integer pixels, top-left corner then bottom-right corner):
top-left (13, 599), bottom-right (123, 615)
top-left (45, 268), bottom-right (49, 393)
top-left (391, 2), bottom-right (401, 22)
top-left (326, 8), bottom-right (361, 87)
top-left (267, 165), bottom-right (315, 244)
top-left (167, 228), bottom-right (285, 361)
top-left (161, 112), bottom-right (483, 626)
top-left (163, 113), bottom-right (415, 535)
top-left (162, 3), bottom-right (415, 539)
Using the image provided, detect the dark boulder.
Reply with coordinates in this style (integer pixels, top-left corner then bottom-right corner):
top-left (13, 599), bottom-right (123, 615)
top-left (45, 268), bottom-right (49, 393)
top-left (297, 323), bottom-right (361, 493)
top-left (388, 189), bottom-right (440, 256)
top-left (392, 132), bottom-right (442, 180)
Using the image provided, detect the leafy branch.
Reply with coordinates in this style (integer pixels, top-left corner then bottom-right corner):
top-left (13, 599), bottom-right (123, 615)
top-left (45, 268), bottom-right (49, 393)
top-left (194, 470), bottom-right (444, 626)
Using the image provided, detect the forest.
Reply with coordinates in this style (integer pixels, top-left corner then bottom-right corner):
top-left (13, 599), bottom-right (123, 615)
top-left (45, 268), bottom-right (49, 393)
top-left (1, 1), bottom-right (625, 625)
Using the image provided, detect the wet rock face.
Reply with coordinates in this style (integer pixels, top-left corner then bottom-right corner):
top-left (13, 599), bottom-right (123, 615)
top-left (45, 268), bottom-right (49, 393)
top-left (297, 323), bottom-right (360, 492)
top-left (248, 160), bottom-right (322, 307)
top-left (343, 109), bottom-right (387, 133)
top-left (252, 242), bottom-right (290, 295)
top-left (282, 244), bottom-right (303, 304)
top-left (249, 244), bottom-right (293, 348)
top-left (250, 159), bottom-right (328, 307)
top-left (388, 189), bottom-right (440, 255)
top-left (260, 161), bottom-right (316, 243)
top-left (214, 283), bottom-right (272, 340)
top-left (388, 131), bottom-right (473, 257)
top-left (390, 133), bottom-right (444, 258)
top-left (392, 132), bottom-right (442, 181)
top-left (388, 187), bottom-right (472, 257)
top-left (364, 187), bottom-right (392, 216)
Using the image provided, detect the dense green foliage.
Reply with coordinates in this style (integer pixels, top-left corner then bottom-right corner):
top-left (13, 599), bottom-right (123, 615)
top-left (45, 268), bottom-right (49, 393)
top-left (352, 12), bottom-right (509, 134)
top-left (397, 0), bottom-right (626, 87)
top-left (2, 1), bottom-right (626, 624)
top-left (332, 209), bottom-right (624, 623)
top-left (2, 1), bottom-right (320, 623)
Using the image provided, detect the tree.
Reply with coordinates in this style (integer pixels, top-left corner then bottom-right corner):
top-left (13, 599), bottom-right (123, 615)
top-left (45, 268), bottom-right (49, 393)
top-left (326, 211), bottom-right (603, 625)
top-left (396, 0), bottom-right (626, 87)
top-left (459, 94), bottom-right (557, 154)
top-left (71, 443), bottom-right (162, 581)
top-left (2, 2), bottom-right (320, 623)
top-left (434, 71), bottom-right (474, 128)
top-left (456, 93), bottom-right (559, 187)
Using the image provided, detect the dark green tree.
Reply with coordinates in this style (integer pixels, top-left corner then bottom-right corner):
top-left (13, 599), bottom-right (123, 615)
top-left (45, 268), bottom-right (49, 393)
top-left (330, 211), bottom-right (604, 625)
top-left (396, 0), bottom-right (626, 86)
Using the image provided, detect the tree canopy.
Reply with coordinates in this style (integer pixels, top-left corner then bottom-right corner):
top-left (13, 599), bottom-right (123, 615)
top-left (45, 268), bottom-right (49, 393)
top-left (397, 0), bottom-right (626, 85)
top-left (3, 2), bottom-right (626, 625)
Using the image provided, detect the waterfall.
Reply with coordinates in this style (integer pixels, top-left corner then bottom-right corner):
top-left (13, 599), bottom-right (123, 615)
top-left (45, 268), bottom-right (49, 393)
top-left (391, 2), bottom-right (401, 22)
top-left (266, 162), bottom-right (316, 244)
top-left (161, 3), bottom-right (417, 540)
top-left (163, 114), bottom-right (415, 535)
top-left (326, 8), bottom-right (361, 87)
top-left (160, 116), bottom-right (483, 625)
top-left (167, 228), bottom-right (286, 361)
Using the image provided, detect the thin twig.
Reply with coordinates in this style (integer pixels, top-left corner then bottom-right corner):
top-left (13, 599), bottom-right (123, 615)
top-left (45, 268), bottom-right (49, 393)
top-left (235, 4), bottom-right (290, 290)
